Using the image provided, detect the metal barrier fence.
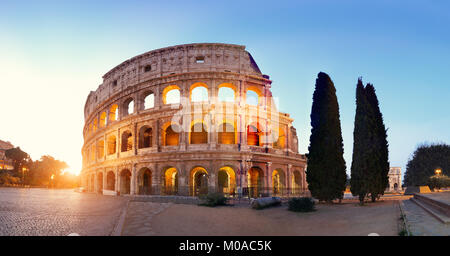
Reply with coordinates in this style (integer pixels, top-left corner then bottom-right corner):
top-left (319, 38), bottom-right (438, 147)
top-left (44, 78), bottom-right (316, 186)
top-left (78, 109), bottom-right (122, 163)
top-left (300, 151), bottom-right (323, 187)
top-left (133, 186), bottom-right (309, 198)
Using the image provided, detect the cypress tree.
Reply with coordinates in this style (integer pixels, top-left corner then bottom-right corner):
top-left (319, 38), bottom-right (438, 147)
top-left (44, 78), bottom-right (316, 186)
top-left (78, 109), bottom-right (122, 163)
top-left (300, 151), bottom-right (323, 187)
top-left (365, 84), bottom-right (390, 202)
top-left (350, 79), bottom-right (389, 204)
top-left (350, 79), bottom-right (372, 204)
top-left (306, 72), bottom-right (347, 202)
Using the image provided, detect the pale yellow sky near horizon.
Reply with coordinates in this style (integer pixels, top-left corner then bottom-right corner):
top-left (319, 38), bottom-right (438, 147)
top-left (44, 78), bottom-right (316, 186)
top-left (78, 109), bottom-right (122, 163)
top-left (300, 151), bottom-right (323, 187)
top-left (0, 38), bottom-right (104, 175)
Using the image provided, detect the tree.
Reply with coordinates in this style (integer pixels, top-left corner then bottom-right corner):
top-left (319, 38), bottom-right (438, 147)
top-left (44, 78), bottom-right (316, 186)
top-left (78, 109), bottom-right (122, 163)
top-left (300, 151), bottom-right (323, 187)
top-left (5, 147), bottom-right (29, 176)
top-left (404, 143), bottom-right (450, 186)
top-left (306, 72), bottom-right (347, 202)
top-left (365, 84), bottom-right (390, 202)
top-left (350, 79), bottom-right (390, 204)
top-left (350, 79), bottom-right (372, 204)
top-left (28, 155), bottom-right (69, 187)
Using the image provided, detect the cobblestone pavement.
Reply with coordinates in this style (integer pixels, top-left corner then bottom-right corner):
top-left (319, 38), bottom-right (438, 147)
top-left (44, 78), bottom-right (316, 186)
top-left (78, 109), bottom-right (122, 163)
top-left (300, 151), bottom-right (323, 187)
top-left (0, 187), bottom-right (128, 236)
top-left (402, 199), bottom-right (450, 236)
top-left (121, 202), bottom-right (172, 236)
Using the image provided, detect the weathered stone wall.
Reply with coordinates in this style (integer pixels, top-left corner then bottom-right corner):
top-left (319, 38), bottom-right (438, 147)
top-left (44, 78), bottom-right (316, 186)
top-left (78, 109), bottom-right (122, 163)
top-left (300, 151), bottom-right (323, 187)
top-left (81, 43), bottom-right (307, 197)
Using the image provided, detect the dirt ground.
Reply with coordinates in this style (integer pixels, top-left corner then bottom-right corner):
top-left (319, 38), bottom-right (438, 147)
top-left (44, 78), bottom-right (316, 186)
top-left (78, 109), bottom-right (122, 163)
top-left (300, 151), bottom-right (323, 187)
top-left (150, 199), bottom-right (401, 236)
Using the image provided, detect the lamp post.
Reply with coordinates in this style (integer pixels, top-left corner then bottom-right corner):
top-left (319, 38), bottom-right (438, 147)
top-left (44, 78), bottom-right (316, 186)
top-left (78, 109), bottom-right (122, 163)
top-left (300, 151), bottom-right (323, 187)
top-left (435, 168), bottom-right (442, 176)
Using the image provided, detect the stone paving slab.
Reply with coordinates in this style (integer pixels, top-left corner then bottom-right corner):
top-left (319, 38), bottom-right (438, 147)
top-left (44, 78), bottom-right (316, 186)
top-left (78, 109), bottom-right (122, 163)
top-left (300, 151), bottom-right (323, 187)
top-left (121, 202), bottom-right (172, 236)
top-left (402, 199), bottom-right (450, 236)
top-left (0, 187), bottom-right (128, 236)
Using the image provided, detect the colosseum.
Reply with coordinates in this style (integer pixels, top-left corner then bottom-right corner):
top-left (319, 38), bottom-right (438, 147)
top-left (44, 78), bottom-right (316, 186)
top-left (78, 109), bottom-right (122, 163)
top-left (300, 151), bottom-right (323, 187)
top-left (81, 43), bottom-right (307, 198)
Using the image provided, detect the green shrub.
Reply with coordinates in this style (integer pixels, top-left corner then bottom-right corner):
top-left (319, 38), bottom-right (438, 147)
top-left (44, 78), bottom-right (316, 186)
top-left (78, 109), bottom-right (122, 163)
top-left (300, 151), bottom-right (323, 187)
top-left (427, 175), bottom-right (450, 190)
top-left (199, 192), bottom-right (228, 207)
top-left (288, 197), bottom-right (316, 212)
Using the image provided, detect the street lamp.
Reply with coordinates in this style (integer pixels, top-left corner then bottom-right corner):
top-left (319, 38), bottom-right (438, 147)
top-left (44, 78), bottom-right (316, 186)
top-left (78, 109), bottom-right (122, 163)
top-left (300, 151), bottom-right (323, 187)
top-left (435, 168), bottom-right (442, 176)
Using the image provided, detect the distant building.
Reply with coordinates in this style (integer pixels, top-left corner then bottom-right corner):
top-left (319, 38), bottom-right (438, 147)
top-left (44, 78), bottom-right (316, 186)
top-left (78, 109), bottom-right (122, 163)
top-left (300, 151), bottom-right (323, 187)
top-left (0, 140), bottom-right (14, 170)
top-left (387, 167), bottom-right (402, 192)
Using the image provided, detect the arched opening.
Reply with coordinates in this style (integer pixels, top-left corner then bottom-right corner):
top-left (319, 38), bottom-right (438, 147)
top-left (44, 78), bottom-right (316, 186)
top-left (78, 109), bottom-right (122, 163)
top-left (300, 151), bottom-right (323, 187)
top-left (138, 126), bottom-right (152, 148)
top-left (97, 140), bottom-right (104, 159)
top-left (217, 166), bottom-right (236, 195)
top-left (93, 119), bottom-right (98, 132)
top-left (292, 171), bottom-right (302, 195)
top-left (99, 112), bottom-right (107, 127)
top-left (123, 98), bottom-right (134, 116)
top-left (120, 169), bottom-right (131, 195)
top-left (106, 171), bottom-right (115, 190)
top-left (191, 167), bottom-right (208, 196)
top-left (90, 174), bottom-right (95, 192)
top-left (247, 124), bottom-right (260, 146)
top-left (138, 168), bottom-right (152, 195)
top-left (218, 86), bottom-right (235, 102)
top-left (246, 90), bottom-right (259, 106)
top-left (107, 135), bottom-right (116, 155)
top-left (190, 83), bottom-right (208, 102)
top-left (272, 169), bottom-right (285, 196)
top-left (394, 183), bottom-right (398, 190)
top-left (163, 85), bottom-right (181, 104)
top-left (272, 126), bottom-right (286, 149)
top-left (109, 104), bottom-right (119, 122)
top-left (97, 172), bottom-right (103, 193)
top-left (190, 122), bottom-right (208, 144)
top-left (121, 131), bottom-right (133, 152)
top-left (143, 92), bottom-right (154, 109)
top-left (164, 124), bottom-right (180, 146)
top-left (164, 167), bottom-right (178, 195)
top-left (218, 123), bottom-right (236, 144)
top-left (247, 167), bottom-right (264, 198)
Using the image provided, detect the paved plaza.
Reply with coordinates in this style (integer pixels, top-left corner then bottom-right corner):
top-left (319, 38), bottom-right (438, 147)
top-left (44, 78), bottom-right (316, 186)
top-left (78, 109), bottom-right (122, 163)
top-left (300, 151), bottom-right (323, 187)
top-left (0, 188), bottom-right (128, 236)
top-left (1, 187), bottom-right (448, 236)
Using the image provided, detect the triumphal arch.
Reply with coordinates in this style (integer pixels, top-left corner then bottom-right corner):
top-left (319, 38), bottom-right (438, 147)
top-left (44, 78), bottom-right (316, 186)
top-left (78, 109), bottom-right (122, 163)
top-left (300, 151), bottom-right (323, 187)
top-left (81, 43), bottom-right (307, 197)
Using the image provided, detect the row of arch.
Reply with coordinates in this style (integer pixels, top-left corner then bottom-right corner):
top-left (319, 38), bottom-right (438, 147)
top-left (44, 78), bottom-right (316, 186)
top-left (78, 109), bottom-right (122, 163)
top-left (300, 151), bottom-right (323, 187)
top-left (85, 121), bottom-right (286, 163)
top-left (86, 82), bottom-right (265, 137)
top-left (86, 166), bottom-right (304, 197)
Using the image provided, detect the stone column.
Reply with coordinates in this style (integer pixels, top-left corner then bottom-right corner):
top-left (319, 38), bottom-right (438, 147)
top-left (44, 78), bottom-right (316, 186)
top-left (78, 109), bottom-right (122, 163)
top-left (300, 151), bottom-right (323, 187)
top-left (102, 169), bottom-right (107, 191)
top-left (131, 163), bottom-right (137, 195)
top-left (266, 162), bottom-right (272, 196)
top-left (287, 164), bottom-right (292, 196)
top-left (115, 167), bottom-right (119, 193)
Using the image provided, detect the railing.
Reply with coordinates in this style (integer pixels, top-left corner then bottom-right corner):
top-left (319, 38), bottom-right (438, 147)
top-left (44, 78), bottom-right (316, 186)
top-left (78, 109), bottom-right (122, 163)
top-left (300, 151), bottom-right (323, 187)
top-left (131, 186), bottom-right (309, 198)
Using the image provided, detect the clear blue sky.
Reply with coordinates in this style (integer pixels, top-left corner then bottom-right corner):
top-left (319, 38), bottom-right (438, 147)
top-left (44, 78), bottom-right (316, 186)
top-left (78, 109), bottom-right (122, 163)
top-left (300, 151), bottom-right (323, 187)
top-left (1, 0), bottom-right (449, 177)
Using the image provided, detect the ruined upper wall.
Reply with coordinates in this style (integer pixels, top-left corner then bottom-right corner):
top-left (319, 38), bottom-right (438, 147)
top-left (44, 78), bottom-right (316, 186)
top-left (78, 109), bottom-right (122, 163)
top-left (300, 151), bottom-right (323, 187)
top-left (84, 43), bottom-right (264, 119)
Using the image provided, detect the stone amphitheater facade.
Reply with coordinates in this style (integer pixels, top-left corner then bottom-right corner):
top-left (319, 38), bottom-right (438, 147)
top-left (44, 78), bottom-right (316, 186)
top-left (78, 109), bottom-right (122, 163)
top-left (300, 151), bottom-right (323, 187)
top-left (81, 43), bottom-right (307, 198)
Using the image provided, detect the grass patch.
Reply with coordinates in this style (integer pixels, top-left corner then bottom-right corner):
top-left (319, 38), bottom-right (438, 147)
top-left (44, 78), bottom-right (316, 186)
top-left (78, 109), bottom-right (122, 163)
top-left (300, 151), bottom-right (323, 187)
top-left (288, 197), bottom-right (316, 212)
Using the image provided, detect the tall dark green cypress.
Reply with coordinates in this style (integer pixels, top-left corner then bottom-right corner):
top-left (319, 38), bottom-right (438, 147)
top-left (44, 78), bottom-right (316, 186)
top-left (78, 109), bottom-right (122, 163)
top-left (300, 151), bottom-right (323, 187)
top-left (365, 84), bottom-right (390, 202)
top-left (306, 72), bottom-right (347, 202)
top-left (350, 79), bottom-right (372, 204)
top-left (350, 79), bottom-right (389, 204)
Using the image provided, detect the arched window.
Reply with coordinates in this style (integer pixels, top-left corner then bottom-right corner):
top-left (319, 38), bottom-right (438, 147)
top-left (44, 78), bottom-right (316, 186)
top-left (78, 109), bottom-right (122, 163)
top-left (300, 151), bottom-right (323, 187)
top-left (190, 83), bottom-right (208, 102)
top-left (97, 140), bottom-right (104, 159)
top-left (218, 123), bottom-right (235, 144)
top-left (247, 124), bottom-right (260, 146)
top-left (272, 126), bottom-right (286, 149)
top-left (163, 85), bottom-right (181, 104)
top-left (123, 98), bottom-right (134, 116)
top-left (144, 93), bottom-right (154, 109)
top-left (93, 119), bottom-right (98, 132)
top-left (190, 122), bottom-right (207, 144)
top-left (107, 135), bottom-right (116, 155)
top-left (99, 112), bottom-right (107, 127)
top-left (109, 104), bottom-right (119, 122)
top-left (246, 90), bottom-right (259, 106)
top-left (139, 126), bottom-right (152, 148)
top-left (121, 131), bottom-right (133, 152)
top-left (218, 87), bottom-right (235, 102)
top-left (164, 124), bottom-right (179, 146)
